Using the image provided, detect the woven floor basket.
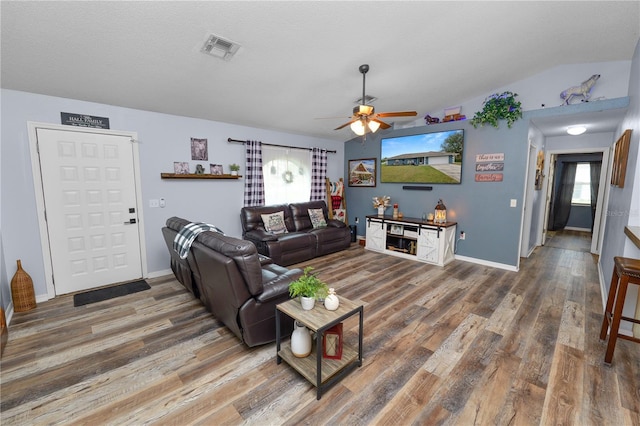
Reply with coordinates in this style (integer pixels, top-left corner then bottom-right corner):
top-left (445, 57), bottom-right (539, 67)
top-left (11, 260), bottom-right (36, 312)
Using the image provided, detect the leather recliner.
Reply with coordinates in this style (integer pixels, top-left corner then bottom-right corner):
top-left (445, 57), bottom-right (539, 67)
top-left (162, 217), bottom-right (301, 347)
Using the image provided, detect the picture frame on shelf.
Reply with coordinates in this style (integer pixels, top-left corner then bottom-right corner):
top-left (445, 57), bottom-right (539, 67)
top-left (174, 162), bottom-right (190, 174)
top-left (210, 164), bottom-right (224, 175)
top-left (348, 158), bottom-right (376, 187)
top-left (389, 224), bottom-right (404, 235)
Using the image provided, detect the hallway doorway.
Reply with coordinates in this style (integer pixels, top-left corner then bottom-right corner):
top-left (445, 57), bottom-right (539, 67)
top-left (542, 148), bottom-right (609, 254)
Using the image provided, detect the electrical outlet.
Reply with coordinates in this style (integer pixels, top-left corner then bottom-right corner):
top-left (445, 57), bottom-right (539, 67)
top-left (355, 217), bottom-right (359, 224)
top-left (460, 231), bottom-right (466, 240)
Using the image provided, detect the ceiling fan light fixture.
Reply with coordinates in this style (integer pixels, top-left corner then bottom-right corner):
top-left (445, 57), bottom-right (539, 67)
top-left (350, 120), bottom-right (366, 136)
top-left (567, 125), bottom-right (587, 135)
top-left (368, 120), bottom-right (381, 133)
top-left (354, 105), bottom-right (374, 116)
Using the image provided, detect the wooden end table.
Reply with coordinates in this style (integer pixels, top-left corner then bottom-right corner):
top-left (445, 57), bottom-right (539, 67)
top-left (276, 296), bottom-right (364, 400)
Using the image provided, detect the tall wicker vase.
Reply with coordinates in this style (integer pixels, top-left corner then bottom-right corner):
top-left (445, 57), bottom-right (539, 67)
top-left (11, 260), bottom-right (36, 312)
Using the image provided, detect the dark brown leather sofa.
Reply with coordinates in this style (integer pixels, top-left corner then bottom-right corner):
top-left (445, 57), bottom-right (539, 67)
top-left (240, 200), bottom-right (351, 266)
top-left (162, 217), bottom-right (301, 347)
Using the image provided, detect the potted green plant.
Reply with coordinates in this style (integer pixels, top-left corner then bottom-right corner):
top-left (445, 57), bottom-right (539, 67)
top-left (288, 266), bottom-right (329, 310)
top-left (229, 163), bottom-right (240, 176)
top-left (470, 91), bottom-right (523, 129)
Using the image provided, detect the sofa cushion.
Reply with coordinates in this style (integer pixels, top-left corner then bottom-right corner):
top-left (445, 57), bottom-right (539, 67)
top-left (241, 204), bottom-right (294, 234)
top-left (196, 231), bottom-right (264, 295)
top-left (290, 200), bottom-right (329, 231)
top-left (261, 211), bottom-right (288, 235)
top-left (308, 208), bottom-right (327, 228)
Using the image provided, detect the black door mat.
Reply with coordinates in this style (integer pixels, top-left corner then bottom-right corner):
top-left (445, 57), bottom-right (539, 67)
top-left (73, 280), bottom-right (150, 307)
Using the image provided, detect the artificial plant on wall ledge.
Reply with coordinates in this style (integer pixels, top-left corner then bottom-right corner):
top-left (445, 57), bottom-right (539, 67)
top-left (470, 91), bottom-right (523, 129)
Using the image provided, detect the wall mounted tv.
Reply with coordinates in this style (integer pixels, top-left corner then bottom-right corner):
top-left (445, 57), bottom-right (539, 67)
top-left (380, 129), bottom-right (464, 184)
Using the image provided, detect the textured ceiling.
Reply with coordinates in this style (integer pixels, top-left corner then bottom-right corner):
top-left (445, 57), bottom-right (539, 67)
top-left (2, 1), bottom-right (639, 140)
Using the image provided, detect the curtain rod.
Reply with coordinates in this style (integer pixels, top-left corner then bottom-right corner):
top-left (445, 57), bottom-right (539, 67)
top-left (228, 138), bottom-right (336, 154)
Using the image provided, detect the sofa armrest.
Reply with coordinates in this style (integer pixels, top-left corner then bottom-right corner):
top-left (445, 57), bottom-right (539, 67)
top-left (256, 267), bottom-right (303, 303)
top-left (327, 219), bottom-right (347, 228)
top-left (245, 228), bottom-right (278, 242)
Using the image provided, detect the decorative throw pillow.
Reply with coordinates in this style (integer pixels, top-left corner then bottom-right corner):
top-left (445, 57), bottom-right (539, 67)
top-left (308, 208), bottom-right (327, 229)
top-left (261, 211), bottom-right (288, 235)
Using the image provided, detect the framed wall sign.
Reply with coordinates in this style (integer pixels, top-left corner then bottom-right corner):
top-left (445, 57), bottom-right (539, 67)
top-left (60, 112), bottom-right (110, 129)
top-left (322, 323), bottom-right (343, 360)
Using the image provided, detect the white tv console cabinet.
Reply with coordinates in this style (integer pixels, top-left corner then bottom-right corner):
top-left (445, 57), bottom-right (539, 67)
top-left (365, 215), bottom-right (457, 266)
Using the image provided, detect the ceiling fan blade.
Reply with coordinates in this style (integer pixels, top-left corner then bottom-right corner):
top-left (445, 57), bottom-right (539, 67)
top-left (376, 111), bottom-right (418, 118)
top-left (334, 118), bottom-right (357, 130)
top-left (371, 118), bottom-right (391, 129)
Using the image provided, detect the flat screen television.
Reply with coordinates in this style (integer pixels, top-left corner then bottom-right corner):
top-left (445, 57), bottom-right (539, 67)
top-left (380, 129), bottom-right (464, 184)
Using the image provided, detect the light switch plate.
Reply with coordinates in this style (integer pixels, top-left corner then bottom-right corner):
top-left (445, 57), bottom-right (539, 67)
top-left (510, 199), bottom-right (517, 208)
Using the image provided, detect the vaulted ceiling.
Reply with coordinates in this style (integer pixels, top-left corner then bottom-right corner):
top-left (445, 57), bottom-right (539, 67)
top-left (2, 1), bottom-right (639, 140)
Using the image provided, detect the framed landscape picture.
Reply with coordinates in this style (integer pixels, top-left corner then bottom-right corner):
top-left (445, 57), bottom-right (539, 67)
top-left (348, 158), bottom-right (376, 187)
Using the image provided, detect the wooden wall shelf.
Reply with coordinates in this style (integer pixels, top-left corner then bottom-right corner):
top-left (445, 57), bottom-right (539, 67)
top-left (160, 173), bottom-right (242, 180)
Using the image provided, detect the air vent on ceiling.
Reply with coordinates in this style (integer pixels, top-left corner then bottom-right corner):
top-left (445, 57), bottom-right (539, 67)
top-left (201, 34), bottom-right (241, 61)
top-left (355, 95), bottom-right (377, 105)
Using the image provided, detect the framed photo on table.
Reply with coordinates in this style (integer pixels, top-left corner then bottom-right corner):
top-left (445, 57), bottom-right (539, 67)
top-left (322, 323), bottom-right (343, 360)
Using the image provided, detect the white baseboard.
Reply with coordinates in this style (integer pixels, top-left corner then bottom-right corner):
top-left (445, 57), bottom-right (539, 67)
top-left (147, 269), bottom-right (173, 279)
top-left (5, 303), bottom-right (13, 326)
top-left (454, 255), bottom-right (519, 272)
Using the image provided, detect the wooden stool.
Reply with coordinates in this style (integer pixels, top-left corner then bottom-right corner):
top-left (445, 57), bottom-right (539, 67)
top-left (599, 256), bottom-right (640, 364)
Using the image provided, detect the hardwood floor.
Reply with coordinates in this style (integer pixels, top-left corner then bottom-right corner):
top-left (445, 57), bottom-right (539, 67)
top-left (544, 229), bottom-right (592, 253)
top-left (2, 240), bottom-right (639, 425)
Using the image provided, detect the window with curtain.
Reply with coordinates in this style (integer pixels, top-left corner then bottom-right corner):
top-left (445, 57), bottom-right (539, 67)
top-left (571, 162), bottom-right (591, 205)
top-left (262, 146), bottom-right (311, 205)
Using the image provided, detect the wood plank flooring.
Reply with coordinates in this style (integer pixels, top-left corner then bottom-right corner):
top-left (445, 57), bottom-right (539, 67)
top-left (1, 235), bottom-right (639, 425)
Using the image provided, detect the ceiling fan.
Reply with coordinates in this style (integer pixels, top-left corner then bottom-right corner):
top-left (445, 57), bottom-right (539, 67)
top-left (335, 64), bottom-right (418, 136)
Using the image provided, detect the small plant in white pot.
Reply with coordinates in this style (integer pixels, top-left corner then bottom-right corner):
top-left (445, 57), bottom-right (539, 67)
top-left (229, 163), bottom-right (240, 176)
top-left (288, 266), bottom-right (328, 310)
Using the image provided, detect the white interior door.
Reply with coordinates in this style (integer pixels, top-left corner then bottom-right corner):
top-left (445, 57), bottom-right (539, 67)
top-left (36, 128), bottom-right (143, 295)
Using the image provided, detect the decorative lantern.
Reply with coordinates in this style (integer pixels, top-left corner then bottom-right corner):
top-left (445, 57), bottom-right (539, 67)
top-left (323, 323), bottom-right (343, 360)
top-left (434, 199), bottom-right (447, 224)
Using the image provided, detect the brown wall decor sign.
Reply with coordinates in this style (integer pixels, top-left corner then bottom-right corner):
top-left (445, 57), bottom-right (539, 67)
top-left (475, 153), bottom-right (504, 183)
top-left (610, 129), bottom-right (632, 188)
